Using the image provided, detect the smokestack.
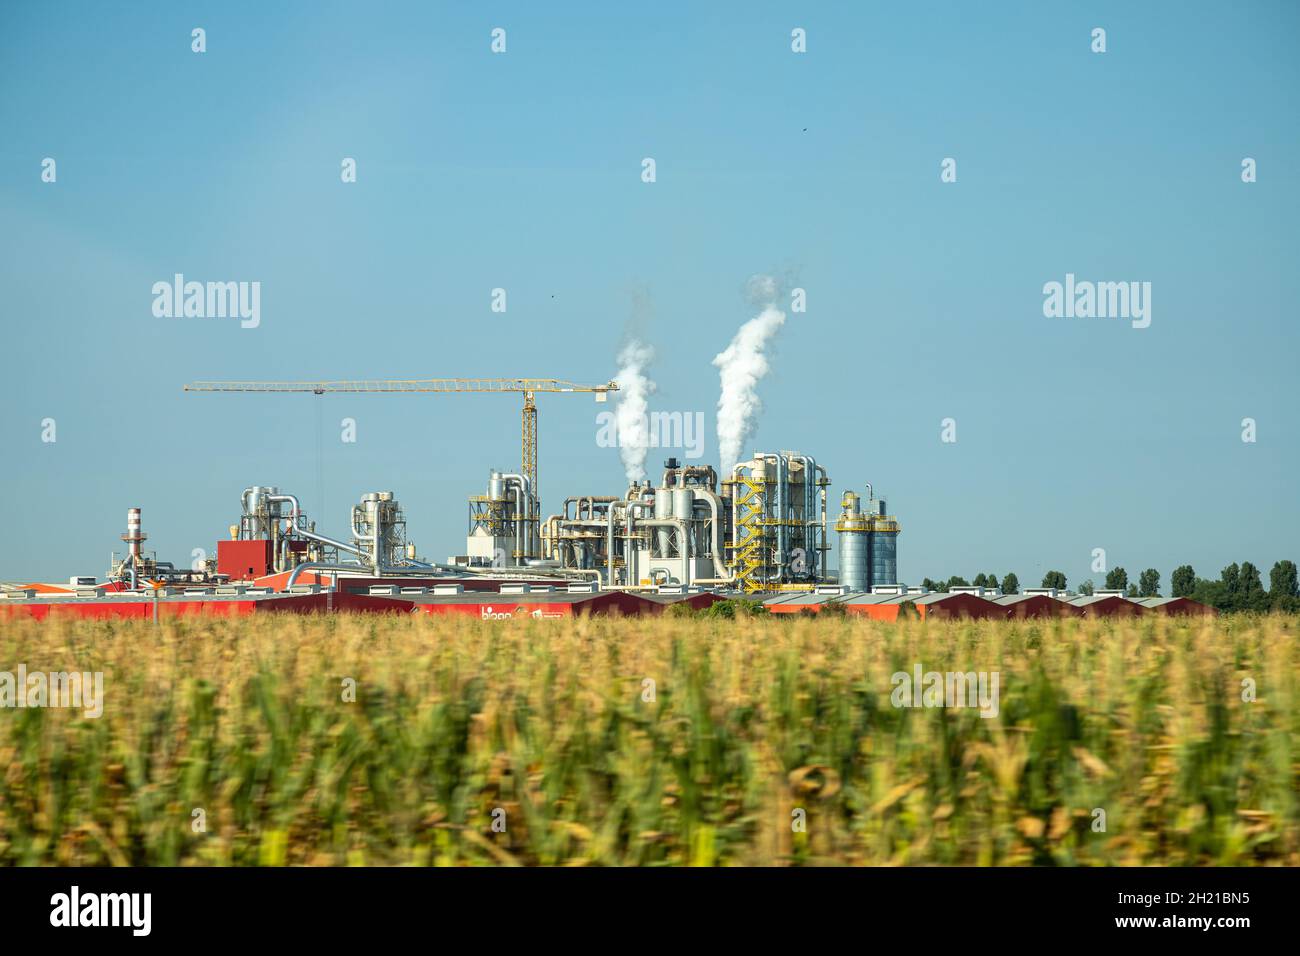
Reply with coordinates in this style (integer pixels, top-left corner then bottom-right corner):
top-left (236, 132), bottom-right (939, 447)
top-left (613, 339), bottom-right (656, 485)
top-left (122, 507), bottom-right (147, 560)
top-left (713, 276), bottom-right (786, 473)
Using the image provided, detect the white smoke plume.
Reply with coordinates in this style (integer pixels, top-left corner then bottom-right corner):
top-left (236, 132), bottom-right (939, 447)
top-left (614, 340), bottom-right (657, 484)
top-left (713, 276), bottom-right (786, 473)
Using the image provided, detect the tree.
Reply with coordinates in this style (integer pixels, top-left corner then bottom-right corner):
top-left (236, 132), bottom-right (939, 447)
top-left (1193, 576), bottom-right (1228, 612)
top-left (1079, 579), bottom-right (1094, 596)
top-left (984, 572), bottom-right (998, 590)
top-left (1171, 565), bottom-right (1195, 598)
top-left (1219, 563), bottom-right (1241, 611)
top-left (1138, 568), bottom-right (1160, 597)
top-left (1239, 561), bottom-right (1267, 611)
top-left (921, 577), bottom-right (940, 592)
top-left (1270, 560), bottom-right (1298, 597)
top-left (1041, 570), bottom-right (1067, 590)
top-left (1104, 567), bottom-right (1128, 592)
top-left (1126, 583), bottom-right (1138, 598)
top-left (1270, 560), bottom-right (1298, 610)
top-left (946, 575), bottom-right (969, 592)
top-left (973, 573), bottom-right (989, 588)
top-left (1001, 572), bottom-right (1019, 595)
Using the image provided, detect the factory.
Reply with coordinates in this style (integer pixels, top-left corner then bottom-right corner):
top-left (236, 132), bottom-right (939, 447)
top-left (0, 359), bottom-right (921, 615)
top-left (161, 377), bottom-right (900, 596)
top-left (0, 448), bottom-right (904, 616)
top-left (451, 452), bottom-right (898, 594)
top-left (0, 468), bottom-right (1220, 622)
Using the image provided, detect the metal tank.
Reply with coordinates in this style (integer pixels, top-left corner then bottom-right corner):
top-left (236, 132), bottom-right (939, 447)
top-left (466, 469), bottom-right (537, 566)
top-left (672, 487), bottom-right (694, 562)
top-left (836, 488), bottom-right (900, 590)
top-left (239, 485), bottom-right (282, 539)
top-left (835, 491), bottom-right (870, 591)
top-left (867, 497), bottom-right (900, 587)
top-left (671, 488), bottom-right (694, 526)
top-left (869, 521), bottom-right (899, 586)
top-left (352, 491), bottom-right (408, 570)
top-left (653, 487), bottom-right (674, 557)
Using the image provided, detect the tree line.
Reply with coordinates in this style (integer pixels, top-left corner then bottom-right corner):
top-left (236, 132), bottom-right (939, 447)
top-left (918, 560), bottom-right (1299, 613)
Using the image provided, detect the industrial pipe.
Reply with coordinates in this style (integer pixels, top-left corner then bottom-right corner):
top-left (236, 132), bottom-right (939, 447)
top-left (817, 464), bottom-right (829, 574)
top-left (500, 473), bottom-right (532, 562)
top-left (541, 513), bottom-right (562, 558)
top-left (564, 568), bottom-right (603, 588)
top-left (350, 501), bottom-right (380, 571)
top-left (792, 454), bottom-right (818, 578)
top-left (510, 483), bottom-right (525, 561)
top-left (285, 561), bottom-right (365, 591)
top-left (284, 558), bottom-right (453, 591)
top-left (605, 499), bottom-right (651, 586)
top-left (269, 493), bottom-right (368, 560)
top-left (774, 453), bottom-right (787, 579)
top-left (696, 490), bottom-right (734, 582)
top-left (605, 501), bottom-right (623, 586)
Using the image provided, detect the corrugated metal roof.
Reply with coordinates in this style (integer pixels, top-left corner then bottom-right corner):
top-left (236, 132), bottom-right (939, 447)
top-left (911, 592), bottom-right (963, 605)
top-left (768, 593), bottom-right (840, 605)
top-left (407, 592), bottom-right (617, 606)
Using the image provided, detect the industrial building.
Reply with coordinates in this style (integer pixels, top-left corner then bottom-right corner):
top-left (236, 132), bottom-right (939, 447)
top-left (0, 581), bottom-right (723, 621)
top-left (993, 593), bottom-right (1084, 618)
top-left (189, 455), bottom-right (899, 597)
top-left (2, 366), bottom-right (1235, 625)
top-left (532, 452), bottom-right (895, 593)
top-left (0, 588), bottom-right (405, 621)
top-left (2, 461), bottom-right (1225, 624)
top-left (166, 377), bottom-right (901, 596)
top-left (761, 589), bottom-right (1216, 619)
top-left (1, 445), bottom-right (905, 614)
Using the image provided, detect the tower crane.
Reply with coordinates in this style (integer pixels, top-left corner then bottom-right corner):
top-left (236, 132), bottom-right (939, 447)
top-left (182, 378), bottom-right (619, 519)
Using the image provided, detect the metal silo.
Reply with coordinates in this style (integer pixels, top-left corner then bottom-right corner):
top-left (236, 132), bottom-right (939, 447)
top-left (672, 487), bottom-right (694, 560)
top-left (653, 487), bottom-right (674, 557)
top-left (868, 518), bottom-right (899, 586)
top-left (671, 487), bottom-right (694, 523)
top-left (835, 491), bottom-right (870, 592)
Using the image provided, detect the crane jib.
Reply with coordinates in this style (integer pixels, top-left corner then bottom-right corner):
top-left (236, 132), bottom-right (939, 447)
top-left (183, 377), bottom-right (620, 516)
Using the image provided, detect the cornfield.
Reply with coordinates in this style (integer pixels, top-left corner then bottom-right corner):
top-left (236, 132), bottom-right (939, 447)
top-left (0, 612), bottom-right (1296, 866)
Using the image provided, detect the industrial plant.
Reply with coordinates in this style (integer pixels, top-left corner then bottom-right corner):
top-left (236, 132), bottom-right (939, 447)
top-left (69, 449), bottom-right (900, 596)
top-left (3, 401), bottom-right (1220, 622)
top-left (4, 346), bottom-right (915, 614)
top-left (9, 430), bottom-right (1223, 622)
top-left (1, 302), bottom-right (1218, 621)
top-left (1, 440), bottom-right (908, 618)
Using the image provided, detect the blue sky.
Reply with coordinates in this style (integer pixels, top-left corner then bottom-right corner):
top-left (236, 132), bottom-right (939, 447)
top-left (1, 1), bottom-right (1296, 587)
